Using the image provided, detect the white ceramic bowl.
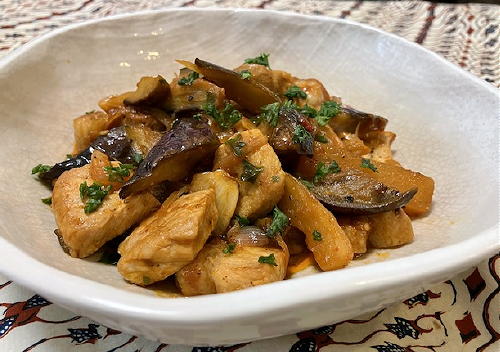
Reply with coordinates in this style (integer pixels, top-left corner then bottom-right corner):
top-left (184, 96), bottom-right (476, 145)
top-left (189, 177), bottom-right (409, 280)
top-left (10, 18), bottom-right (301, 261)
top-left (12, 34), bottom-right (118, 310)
top-left (0, 8), bottom-right (498, 346)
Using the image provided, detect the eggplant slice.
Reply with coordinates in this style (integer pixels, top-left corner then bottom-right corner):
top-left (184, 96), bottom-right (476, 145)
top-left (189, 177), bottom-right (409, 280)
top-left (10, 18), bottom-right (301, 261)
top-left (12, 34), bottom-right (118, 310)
top-left (39, 127), bottom-right (134, 183)
top-left (177, 58), bottom-right (281, 113)
top-left (310, 169), bottom-right (417, 215)
top-left (270, 107), bottom-right (314, 156)
top-left (123, 75), bottom-right (170, 106)
top-left (330, 106), bottom-right (388, 139)
top-left (119, 118), bottom-right (219, 198)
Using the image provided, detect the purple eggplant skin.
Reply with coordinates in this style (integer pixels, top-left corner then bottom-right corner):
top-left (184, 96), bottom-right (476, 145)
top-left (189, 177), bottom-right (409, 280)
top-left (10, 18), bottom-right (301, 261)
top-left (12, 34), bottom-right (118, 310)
top-left (269, 107), bottom-right (314, 156)
top-left (190, 58), bottom-right (282, 113)
top-left (119, 118), bottom-right (219, 199)
top-left (38, 127), bottom-right (134, 183)
top-left (331, 106), bottom-right (388, 139)
top-left (310, 169), bottom-right (417, 215)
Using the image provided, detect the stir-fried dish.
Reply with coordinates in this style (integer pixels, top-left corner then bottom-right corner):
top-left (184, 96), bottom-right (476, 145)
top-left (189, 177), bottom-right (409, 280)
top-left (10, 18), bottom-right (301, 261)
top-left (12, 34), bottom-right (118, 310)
top-left (32, 54), bottom-right (435, 296)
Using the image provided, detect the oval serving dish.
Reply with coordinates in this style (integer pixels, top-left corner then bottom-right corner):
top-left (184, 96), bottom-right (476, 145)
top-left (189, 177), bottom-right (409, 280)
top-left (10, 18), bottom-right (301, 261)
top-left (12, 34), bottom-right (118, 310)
top-left (0, 8), bottom-right (498, 345)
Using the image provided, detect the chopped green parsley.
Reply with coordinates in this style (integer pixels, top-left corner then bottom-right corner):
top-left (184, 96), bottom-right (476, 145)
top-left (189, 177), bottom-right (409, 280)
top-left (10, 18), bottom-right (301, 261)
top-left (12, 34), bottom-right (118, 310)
top-left (132, 152), bottom-right (144, 166)
top-left (258, 100), bottom-right (300, 127)
top-left (31, 164), bottom-right (51, 175)
top-left (266, 206), bottom-right (289, 238)
top-left (41, 197), bottom-right (52, 205)
top-left (282, 100), bottom-right (299, 110)
top-left (312, 230), bottom-right (323, 241)
top-left (284, 85), bottom-right (307, 100)
top-left (259, 102), bottom-right (281, 127)
top-left (300, 104), bottom-right (317, 118)
top-left (226, 134), bottom-right (246, 157)
top-left (79, 181), bottom-right (112, 214)
top-left (241, 160), bottom-right (264, 183)
top-left (315, 134), bottom-right (328, 143)
top-left (235, 215), bottom-right (251, 226)
top-left (315, 101), bottom-right (341, 126)
top-left (178, 71), bottom-right (199, 86)
top-left (258, 253), bottom-right (278, 266)
top-left (104, 163), bottom-right (134, 182)
top-left (292, 124), bottom-right (313, 152)
top-left (203, 102), bottom-right (242, 129)
top-left (299, 179), bottom-right (314, 189)
top-left (239, 70), bottom-right (252, 80)
top-left (361, 158), bottom-right (378, 172)
top-left (244, 53), bottom-right (270, 68)
top-left (223, 243), bottom-right (236, 254)
top-left (313, 161), bottom-right (341, 184)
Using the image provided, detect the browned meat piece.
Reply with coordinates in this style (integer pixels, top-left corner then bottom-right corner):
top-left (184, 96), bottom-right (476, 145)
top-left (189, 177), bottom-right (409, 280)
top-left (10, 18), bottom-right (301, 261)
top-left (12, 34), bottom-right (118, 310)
top-left (176, 226), bottom-right (289, 296)
top-left (117, 189), bottom-right (218, 286)
top-left (52, 165), bottom-right (159, 258)
top-left (190, 170), bottom-right (239, 235)
top-left (214, 129), bottom-right (285, 219)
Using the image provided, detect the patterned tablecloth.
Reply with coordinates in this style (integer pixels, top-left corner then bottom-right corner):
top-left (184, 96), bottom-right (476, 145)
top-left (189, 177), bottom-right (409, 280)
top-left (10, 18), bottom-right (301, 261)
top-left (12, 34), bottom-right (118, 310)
top-left (0, 1), bottom-right (499, 351)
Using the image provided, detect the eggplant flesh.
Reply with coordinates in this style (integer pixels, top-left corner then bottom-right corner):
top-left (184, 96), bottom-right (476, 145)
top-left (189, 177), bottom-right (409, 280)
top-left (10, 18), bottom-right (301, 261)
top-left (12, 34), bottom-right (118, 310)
top-left (39, 127), bottom-right (134, 183)
top-left (310, 169), bottom-right (417, 215)
top-left (330, 106), bottom-right (388, 139)
top-left (270, 107), bottom-right (314, 156)
top-left (119, 118), bottom-right (219, 198)
top-left (123, 75), bottom-right (170, 106)
top-left (177, 58), bottom-right (281, 113)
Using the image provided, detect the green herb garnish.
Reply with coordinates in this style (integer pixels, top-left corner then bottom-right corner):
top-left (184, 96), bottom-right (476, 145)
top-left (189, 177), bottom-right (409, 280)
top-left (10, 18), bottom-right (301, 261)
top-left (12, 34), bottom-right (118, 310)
top-left (259, 102), bottom-right (281, 127)
top-left (31, 164), bottom-right (51, 175)
top-left (202, 101), bottom-right (218, 119)
top-left (313, 161), bottom-right (341, 184)
top-left (178, 71), bottom-right (200, 86)
top-left (66, 154), bottom-right (74, 159)
top-left (316, 101), bottom-right (341, 126)
top-left (292, 124), bottom-right (313, 151)
top-left (203, 102), bottom-right (242, 129)
top-left (258, 253), bottom-right (278, 266)
top-left (282, 100), bottom-right (299, 110)
top-left (300, 104), bottom-right (317, 117)
top-left (239, 70), bottom-right (252, 80)
top-left (241, 160), bottom-right (263, 182)
top-left (315, 134), bottom-right (328, 143)
top-left (313, 230), bottom-right (323, 241)
top-left (284, 85), bottom-right (307, 100)
top-left (104, 163), bottom-right (134, 182)
top-left (267, 206), bottom-right (289, 238)
top-left (79, 182), bottom-right (112, 214)
top-left (244, 53), bottom-right (270, 68)
top-left (143, 276), bottom-right (151, 285)
top-left (361, 158), bottom-right (378, 172)
top-left (223, 243), bottom-right (236, 254)
top-left (235, 215), bottom-right (251, 226)
top-left (132, 152), bottom-right (144, 165)
top-left (299, 179), bottom-right (314, 189)
top-left (226, 134), bottom-right (246, 157)
top-left (85, 110), bottom-right (96, 115)
top-left (258, 100), bottom-right (300, 127)
top-left (271, 175), bottom-right (280, 183)
top-left (41, 197), bottom-right (52, 205)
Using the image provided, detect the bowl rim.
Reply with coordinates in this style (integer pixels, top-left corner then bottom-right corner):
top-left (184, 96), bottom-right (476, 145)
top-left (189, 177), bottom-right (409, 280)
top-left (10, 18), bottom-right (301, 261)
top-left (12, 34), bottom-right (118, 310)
top-left (0, 7), bottom-right (498, 325)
